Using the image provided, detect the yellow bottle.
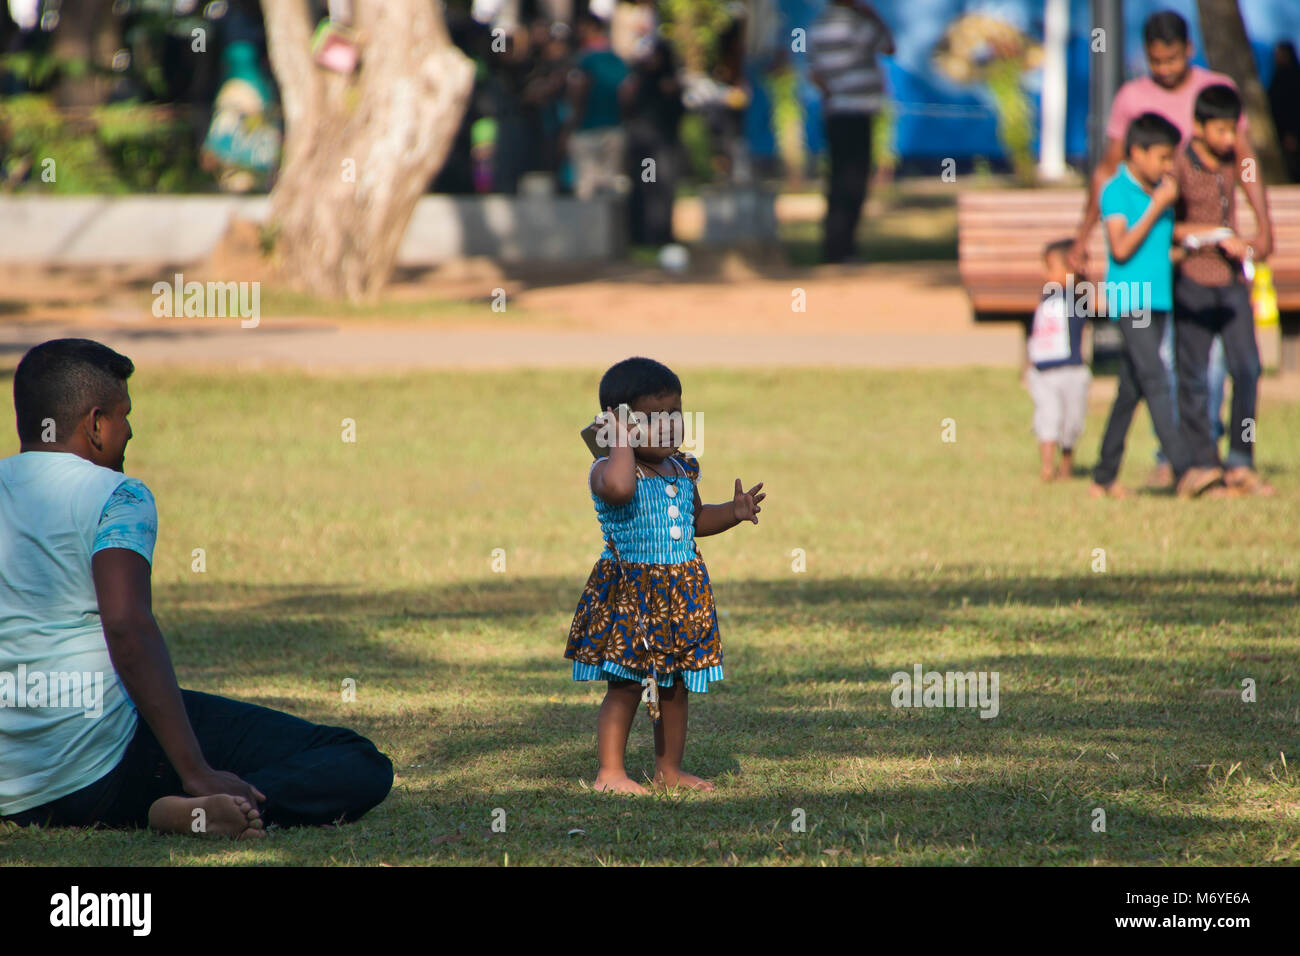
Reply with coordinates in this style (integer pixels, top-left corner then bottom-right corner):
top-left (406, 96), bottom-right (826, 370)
top-left (1253, 262), bottom-right (1279, 328)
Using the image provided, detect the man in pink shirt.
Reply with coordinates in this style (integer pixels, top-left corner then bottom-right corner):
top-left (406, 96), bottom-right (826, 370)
top-left (1069, 10), bottom-right (1271, 273)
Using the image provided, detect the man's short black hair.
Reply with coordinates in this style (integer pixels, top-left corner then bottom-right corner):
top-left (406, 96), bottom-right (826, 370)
top-left (598, 356), bottom-right (682, 410)
top-left (1125, 111), bottom-right (1181, 154)
top-left (1143, 10), bottom-right (1189, 47)
top-left (13, 339), bottom-right (134, 444)
top-left (1194, 83), bottom-right (1242, 123)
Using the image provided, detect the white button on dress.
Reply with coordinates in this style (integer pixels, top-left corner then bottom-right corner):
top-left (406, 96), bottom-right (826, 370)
top-left (665, 484), bottom-right (677, 498)
top-left (667, 504), bottom-right (680, 518)
top-left (669, 525), bottom-right (682, 540)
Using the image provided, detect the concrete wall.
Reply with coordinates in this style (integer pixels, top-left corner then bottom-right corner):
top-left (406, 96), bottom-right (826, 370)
top-left (0, 194), bottom-right (623, 266)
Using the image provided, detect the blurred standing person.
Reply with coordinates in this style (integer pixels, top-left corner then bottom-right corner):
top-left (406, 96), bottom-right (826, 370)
top-left (809, 0), bottom-right (894, 263)
top-left (622, 36), bottom-right (685, 246)
top-left (564, 13), bottom-right (629, 199)
top-left (521, 21), bottom-right (575, 186)
top-left (199, 37), bottom-right (281, 193)
top-left (1269, 42), bottom-right (1300, 184)
top-left (495, 21), bottom-right (540, 194)
top-left (709, 13), bottom-right (750, 182)
top-left (743, 0), bottom-right (785, 180)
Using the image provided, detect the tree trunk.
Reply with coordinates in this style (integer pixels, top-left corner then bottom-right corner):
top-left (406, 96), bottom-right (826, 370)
top-left (52, 0), bottom-right (118, 110)
top-left (1196, 0), bottom-right (1286, 184)
top-left (262, 0), bottom-right (474, 302)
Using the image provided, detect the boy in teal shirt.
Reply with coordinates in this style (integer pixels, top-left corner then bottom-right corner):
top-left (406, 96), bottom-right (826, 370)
top-left (1090, 112), bottom-right (1222, 499)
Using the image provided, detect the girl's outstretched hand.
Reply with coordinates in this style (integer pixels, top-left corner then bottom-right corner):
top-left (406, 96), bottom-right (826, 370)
top-left (733, 478), bottom-right (765, 524)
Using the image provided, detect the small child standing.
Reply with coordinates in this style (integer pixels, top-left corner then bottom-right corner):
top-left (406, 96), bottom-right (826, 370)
top-left (565, 357), bottom-right (765, 794)
top-left (1089, 112), bottom-right (1222, 500)
top-left (1024, 239), bottom-right (1092, 481)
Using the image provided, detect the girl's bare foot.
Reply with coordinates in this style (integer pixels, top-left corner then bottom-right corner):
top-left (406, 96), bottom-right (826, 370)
top-left (1039, 465), bottom-right (1056, 482)
top-left (148, 794), bottom-right (267, 839)
top-left (653, 768), bottom-right (715, 792)
top-left (592, 771), bottom-right (649, 794)
top-left (1088, 481), bottom-right (1128, 499)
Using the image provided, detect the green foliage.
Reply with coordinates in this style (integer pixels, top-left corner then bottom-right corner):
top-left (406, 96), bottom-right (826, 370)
top-left (985, 59), bottom-right (1035, 185)
top-left (0, 51), bottom-right (64, 88)
top-left (1, 94), bottom-right (123, 192)
top-left (872, 104), bottom-right (897, 173)
top-left (658, 0), bottom-right (734, 73)
top-left (680, 111), bottom-right (716, 183)
top-left (0, 94), bottom-right (208, 193)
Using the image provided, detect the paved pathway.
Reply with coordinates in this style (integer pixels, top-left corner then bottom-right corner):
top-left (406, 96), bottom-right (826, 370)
top-left (1, 262), bottom-right (1024, 370)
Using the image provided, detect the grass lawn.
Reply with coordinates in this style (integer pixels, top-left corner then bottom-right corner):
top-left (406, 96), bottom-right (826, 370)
top-left (2, 366), bottom-right (1298, 866)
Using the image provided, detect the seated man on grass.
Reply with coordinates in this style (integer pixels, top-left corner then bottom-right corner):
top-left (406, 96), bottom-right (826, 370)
top-left (0, 339), bottom-right (393, 839)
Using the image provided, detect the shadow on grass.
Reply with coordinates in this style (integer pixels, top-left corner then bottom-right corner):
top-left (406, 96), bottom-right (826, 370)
top-left (8, 565), bottom-right (1294, 864)
top-left (3, 776), bottom-right (1281, 865)
top-left (375, 783), bottom-right (1285, 866)
top-left (151, 571), bottom-right (1298, 785)
top-left (158, 567), bottom-right (1300, 632)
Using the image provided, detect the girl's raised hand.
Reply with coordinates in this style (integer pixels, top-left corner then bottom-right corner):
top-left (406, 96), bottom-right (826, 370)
top-left (601, 405), bottom-right (631, 448)
top-left (733, 478), bottom-right (765, 524)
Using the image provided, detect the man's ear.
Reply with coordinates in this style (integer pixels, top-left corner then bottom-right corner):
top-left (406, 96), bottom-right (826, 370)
top-left (85, 406), bottom-right (106, 450)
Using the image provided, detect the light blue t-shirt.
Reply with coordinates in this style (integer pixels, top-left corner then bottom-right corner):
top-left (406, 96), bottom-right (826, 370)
top-left (0, 452), bottom-right (157, 816)
top-left (1100, 162), bottom-right (1174, 318)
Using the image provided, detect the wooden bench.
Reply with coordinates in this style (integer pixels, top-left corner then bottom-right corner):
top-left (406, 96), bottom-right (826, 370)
top-left (957, 185), bottom-right (1300, 372)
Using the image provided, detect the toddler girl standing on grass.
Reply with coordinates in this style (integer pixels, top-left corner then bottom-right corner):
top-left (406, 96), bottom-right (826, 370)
top-left (564, 357), bottom-right (765, 794)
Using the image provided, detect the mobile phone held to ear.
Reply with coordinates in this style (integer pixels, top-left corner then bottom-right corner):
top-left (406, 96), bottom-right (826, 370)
top-left (581, 405), bottom-right (645, 458)
top-left (580, 417), bottom-right (606, 459)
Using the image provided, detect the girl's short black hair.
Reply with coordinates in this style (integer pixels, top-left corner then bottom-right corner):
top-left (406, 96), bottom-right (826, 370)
top-left (1125, 111), bottom-right (1181, 154)
top-left (598, 357), bottom-right (682, 409)
top-left (1194, 83), bottom-right (1242, 123)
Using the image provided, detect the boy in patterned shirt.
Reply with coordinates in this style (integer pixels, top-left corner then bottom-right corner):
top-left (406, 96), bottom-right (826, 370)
top-left (1171, 83), bottom-right (1274, 496)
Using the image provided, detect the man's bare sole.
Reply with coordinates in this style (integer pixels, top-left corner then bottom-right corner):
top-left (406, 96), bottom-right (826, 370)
top-left (653, 769), bottom-right (715, 792)
top-left (148, 794), bottom-right (266, 839)
top-left (592, 772), bottom-right (649, 795)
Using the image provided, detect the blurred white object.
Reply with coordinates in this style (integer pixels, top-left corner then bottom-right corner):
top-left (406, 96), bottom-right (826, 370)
top-left (611, 1), bottom-right (656, 63)
top-left (519, 172), bottom-right (555, 197)
top-left (9, 0), bottom-right (39, 30)
top-left (658, 244), bottom-right (689, 274)
top-left (1038, 0), bottom-right (1068, 181)
top-left (588, 0), bottom-right (616, 20)
top-left (471, 0), bottom-right (506, 24)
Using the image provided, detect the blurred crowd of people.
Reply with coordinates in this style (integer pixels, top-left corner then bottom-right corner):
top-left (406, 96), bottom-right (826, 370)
top-left (434, 0), bottom-right (761, 247)
top-left (434, 0), bottom-right (901, 256)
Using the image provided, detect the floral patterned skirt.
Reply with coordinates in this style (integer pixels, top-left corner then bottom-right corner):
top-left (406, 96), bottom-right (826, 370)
top-left (565, 555), bottom-right (724, 691)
